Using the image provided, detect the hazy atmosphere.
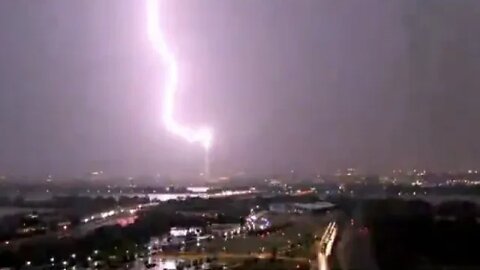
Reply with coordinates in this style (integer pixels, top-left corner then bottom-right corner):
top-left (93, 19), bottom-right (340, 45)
top-left (2, 2), bottom-right (480, 270)
top-left (1, 0), bottom-right (480, 176)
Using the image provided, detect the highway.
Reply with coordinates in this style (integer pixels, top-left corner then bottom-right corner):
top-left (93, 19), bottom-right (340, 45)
top-left (317, 221), bottom-right (337, 270)
top-left (1, 203), bottom-right (156, 250)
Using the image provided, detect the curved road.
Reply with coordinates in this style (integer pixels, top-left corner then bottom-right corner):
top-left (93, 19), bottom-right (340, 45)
top-left (317, 221), bottom-right (337, 270)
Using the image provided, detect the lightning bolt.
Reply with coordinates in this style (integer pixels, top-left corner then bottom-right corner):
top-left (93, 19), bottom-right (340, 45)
top-left (146, 0), bottom-right (213, 151)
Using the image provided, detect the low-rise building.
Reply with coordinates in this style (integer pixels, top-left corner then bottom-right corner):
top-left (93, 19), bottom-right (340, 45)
top-left (269, 201), bottom-right (335, 214)
top-left (209, 223), bottom-right (241, 237)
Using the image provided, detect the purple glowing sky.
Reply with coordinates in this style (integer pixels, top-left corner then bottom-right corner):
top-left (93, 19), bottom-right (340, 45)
top-left (1, 0), bottom-right (480, 176)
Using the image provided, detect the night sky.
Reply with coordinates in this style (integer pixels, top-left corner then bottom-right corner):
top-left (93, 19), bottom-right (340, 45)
top-left (1, 0), bottom-right (480, 176)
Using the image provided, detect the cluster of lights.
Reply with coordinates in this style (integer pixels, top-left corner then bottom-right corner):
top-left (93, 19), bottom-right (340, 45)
top-left (82, 206), bottom-right (141, 224)
top-left (245, 211), bottom-right (271, 231)
top-left (445, 179), bottom-right (480, 186)
top-left (410, 180), bottom-right (423, 186)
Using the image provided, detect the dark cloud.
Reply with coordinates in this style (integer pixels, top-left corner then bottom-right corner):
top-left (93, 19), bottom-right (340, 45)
top-left (0, 0), bottom-right (479, 176)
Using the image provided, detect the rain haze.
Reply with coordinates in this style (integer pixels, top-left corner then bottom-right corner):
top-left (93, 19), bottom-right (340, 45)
top-left (1, 0), bottom-right (480, 177)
